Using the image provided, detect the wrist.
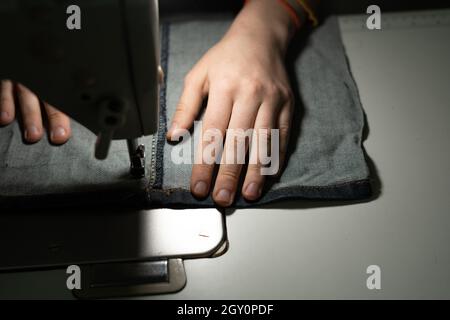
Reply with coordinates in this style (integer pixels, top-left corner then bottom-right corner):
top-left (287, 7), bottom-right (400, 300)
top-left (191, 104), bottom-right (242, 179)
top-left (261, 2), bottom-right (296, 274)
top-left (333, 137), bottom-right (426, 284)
top-left (226, 0), bottom-right (295, 55)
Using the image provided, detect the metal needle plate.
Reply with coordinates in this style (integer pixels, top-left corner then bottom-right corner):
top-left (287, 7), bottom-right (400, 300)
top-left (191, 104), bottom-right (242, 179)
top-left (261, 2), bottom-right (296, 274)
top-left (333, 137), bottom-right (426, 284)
top-left (0, 208), bottom-right (226, 271)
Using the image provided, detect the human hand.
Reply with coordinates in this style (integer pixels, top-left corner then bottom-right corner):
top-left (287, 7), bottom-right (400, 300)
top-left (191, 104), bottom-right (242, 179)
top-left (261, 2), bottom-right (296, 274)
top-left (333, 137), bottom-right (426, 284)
top-left (0, 80), bottom-right (71, 144)
top-left (167, 0), bottom-right (296, 206)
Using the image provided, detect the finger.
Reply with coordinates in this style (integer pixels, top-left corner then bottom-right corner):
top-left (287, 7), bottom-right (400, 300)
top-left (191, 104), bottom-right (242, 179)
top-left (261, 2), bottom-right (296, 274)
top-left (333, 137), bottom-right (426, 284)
top-left (44, 103), bottom-right (71, 145)
top-left (16, 83), bottom-right (44, 143)
top-left (212, 97), bottom-right (260, 207)
top-left (167, 71), bottom-right (206, 140)
top-left (0, 80), bottom-right (15, 125)
top-left (190, 87), bottom-right (233, 199)
top-left (276, 99), bottom-right (294, 176)
top-left (242, 100), bottom-right (280, 201)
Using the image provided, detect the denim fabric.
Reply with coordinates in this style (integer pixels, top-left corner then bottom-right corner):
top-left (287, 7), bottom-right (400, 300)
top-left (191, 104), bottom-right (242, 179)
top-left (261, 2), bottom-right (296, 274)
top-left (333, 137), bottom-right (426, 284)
top-left (0, 15), bottom-right (371, 210)
top-left (0, 119), bottom-right (152, 209)
top-left (151, 16), bottom-right (371, 207)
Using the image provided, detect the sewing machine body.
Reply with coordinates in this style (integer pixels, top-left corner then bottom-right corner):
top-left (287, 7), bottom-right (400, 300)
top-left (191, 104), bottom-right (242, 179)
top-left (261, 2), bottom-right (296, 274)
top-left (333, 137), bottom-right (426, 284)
top-left (0, 0), bottom-right (160, 160)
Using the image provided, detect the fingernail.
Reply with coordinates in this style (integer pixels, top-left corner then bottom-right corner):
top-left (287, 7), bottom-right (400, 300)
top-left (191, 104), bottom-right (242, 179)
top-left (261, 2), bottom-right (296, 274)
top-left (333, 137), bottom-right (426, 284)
top-left (167, 123), bottom-right (178, 139)
top-left (167, 124), bottom-right (187, 142)
top-left (25, 125), bottom-right (39, 140)
top-left (0, 111), bottom-right (9, 121)
top-left (51, 126), bottom-right (67, 140)
top-left (193, 181), bottom-right (208, 196)
top-left (245, 182), bottom-right (261, 199)
top-left (216, 189), bottom-right (232, 205)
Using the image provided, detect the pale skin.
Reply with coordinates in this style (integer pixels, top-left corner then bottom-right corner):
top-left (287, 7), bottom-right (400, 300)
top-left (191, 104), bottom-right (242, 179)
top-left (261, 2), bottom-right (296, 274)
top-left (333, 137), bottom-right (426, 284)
top-left (0, 0), bottom-right (299, 206)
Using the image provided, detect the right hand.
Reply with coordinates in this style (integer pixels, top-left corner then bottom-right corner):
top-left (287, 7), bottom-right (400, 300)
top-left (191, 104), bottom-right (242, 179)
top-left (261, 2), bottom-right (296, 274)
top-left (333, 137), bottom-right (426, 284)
top-left (0, 80), bottom-right (71, 144)
top-left (166, 0), bottom-right (295, 206)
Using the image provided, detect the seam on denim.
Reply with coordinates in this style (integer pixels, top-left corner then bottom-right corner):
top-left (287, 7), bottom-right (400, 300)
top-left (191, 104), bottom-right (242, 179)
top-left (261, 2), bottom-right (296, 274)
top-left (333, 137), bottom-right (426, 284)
top-left (156, 178), bottom-right (370, 193)
top-left (148, 134), bottom-right (157, 185)
top-left (145, 179), bottom-right (372, 206)
top-left (140, 179), bottom-right (373, 209)
top-left (151, 23), bottom-right (170, 190)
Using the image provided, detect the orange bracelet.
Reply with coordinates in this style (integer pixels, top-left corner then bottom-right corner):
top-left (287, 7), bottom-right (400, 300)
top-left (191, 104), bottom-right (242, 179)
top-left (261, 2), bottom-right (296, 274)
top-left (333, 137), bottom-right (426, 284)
top-left (244, 0), bottom-right (302, 29)
top-left (277, 0), bottom-right (302, 29)
top-left (244, 0), bottom-right (318, 29)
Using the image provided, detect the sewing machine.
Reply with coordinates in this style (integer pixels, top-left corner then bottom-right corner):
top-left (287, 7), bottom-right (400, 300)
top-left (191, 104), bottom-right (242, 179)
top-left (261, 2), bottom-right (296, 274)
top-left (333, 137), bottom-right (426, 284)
top-left (1, 0), bottom-right (162, 176)
top-left (0, 0), bottom-right (227, 298)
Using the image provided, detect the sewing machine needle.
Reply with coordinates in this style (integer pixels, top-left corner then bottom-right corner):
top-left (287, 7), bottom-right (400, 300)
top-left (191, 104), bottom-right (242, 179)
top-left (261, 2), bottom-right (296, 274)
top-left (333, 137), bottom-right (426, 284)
top-left (127, 139), bottom-right (146, 178)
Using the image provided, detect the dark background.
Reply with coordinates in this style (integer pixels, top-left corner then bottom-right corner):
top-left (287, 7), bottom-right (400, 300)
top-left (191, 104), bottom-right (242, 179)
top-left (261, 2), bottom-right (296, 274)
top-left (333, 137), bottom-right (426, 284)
top-left (159, 0), bottom-right (450, 15)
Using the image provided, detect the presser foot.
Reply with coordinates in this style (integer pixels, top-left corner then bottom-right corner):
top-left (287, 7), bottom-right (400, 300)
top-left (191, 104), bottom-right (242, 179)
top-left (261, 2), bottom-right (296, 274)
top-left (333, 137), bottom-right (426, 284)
top-left (127, 139), bottom-right (146, 178)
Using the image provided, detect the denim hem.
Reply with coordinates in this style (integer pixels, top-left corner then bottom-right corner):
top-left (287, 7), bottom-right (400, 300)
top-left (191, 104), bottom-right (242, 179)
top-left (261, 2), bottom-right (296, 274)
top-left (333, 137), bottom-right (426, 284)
top-left (145, 179), bottom-right (373, 209)
top-left (0, 179), bottom-right (372, 211)
top-left (151, 23), bottom-right (170, 190)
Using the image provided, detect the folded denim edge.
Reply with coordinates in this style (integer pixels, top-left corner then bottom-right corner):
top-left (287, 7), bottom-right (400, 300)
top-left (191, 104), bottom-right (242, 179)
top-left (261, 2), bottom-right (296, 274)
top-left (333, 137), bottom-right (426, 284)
top-left (0, 178), bottom-right (372, 211)
top-left (145, 178), bottom-right (373, 209)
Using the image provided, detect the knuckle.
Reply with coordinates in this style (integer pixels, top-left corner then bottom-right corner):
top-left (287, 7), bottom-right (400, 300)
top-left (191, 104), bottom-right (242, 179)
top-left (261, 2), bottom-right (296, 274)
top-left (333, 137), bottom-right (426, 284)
top-left (203, 120), bottom-right (224, 134)
top-left (279, 85), bottom-right (291, 100)
top-left (218, 167), bottom-right (240, 183)
top-left (266, 84), bottom-right (281, 99)
top-left (247, 163), bottom-right (262, 172)
top-left (0, 96), bottom-right (11, 106)
top-left (228, 128), bottom-right (251, 142)
top-left (241, 78), bottom-right (264, 95)
top-left (174, 102), bottom-right (195, 121)
top-left (47, 110), bottom-right (62, 122)
top-left (217, 78), bottom-right (235, 94)
top-left (285, 90), bottom-right (295, 106)
top-left (193, 162), bottom-right (213, 174)
top-left (279, 124), bottom-right (290, 137)
top-left (203, 125), bottom-right (223, 136)
top-left (175, 100), bottom-right (188, 114)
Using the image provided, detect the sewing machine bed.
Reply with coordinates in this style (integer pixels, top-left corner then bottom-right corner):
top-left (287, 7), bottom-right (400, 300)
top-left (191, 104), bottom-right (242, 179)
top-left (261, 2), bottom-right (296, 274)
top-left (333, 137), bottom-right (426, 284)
top-left (0, 16), bottom-right (372, 210)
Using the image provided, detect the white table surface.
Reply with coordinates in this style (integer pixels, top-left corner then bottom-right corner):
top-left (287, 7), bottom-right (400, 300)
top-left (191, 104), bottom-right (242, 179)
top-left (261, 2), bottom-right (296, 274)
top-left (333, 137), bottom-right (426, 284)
top-left (1, 10), bottom-right (449, 299)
